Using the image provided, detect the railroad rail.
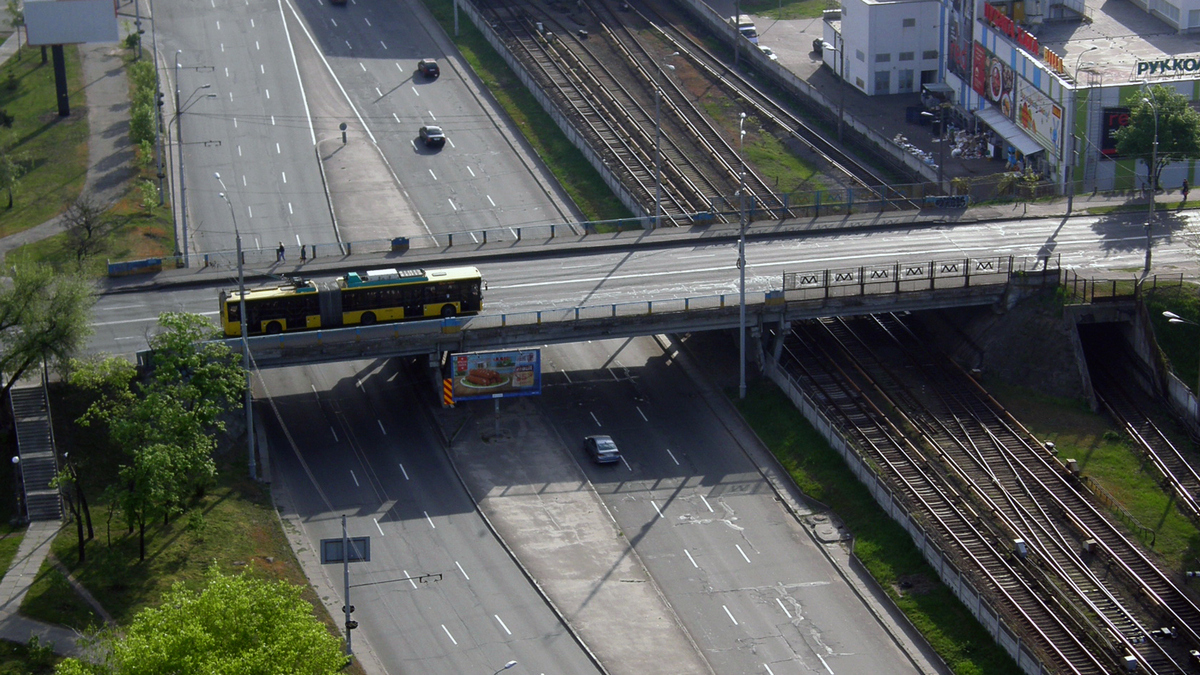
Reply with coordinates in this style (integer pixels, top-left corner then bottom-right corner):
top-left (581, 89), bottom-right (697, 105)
top-left (781, 314), bottom-right (1200, 673)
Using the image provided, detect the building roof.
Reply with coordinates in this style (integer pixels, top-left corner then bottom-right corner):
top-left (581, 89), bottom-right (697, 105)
top-left (1034, 0), bottom-right (1200, 87)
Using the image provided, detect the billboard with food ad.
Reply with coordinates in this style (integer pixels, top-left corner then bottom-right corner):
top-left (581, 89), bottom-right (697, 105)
top-left (450, 349), bottom-right (542, 402)
top-left (1015, 83), bottom-right (1062, 157)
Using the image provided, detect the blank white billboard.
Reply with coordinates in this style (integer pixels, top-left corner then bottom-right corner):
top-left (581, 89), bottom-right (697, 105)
top-left (25, 0), bottom-right (119, 46)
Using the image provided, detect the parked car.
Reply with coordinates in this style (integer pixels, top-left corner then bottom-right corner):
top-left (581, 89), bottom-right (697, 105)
top-left (583, 435), bottom-right (621, 464)
top-left (758, 45), bottom-right (778, 61)
top-left (419, 125), bottom-right (445, 148)
top-left (417, 59), bottom-right (440, 79)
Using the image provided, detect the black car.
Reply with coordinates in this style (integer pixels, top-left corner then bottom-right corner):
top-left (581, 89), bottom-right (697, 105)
top-left (417, 59), bottom-right (440, 79)
top-left (419, 125), bottom-right (445, 148)
top-left (583, 435), bottom-right (620, 464)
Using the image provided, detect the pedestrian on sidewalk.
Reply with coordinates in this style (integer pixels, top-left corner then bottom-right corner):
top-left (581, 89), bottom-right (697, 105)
top-left (276, 242), bottom-right (285, 262)
top-left (1182, 179), bottom-right (1189, 204)
top-left (300, 244), bottom-right (307, 262)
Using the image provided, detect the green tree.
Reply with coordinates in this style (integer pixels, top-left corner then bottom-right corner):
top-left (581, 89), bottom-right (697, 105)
top-left (55, 566), bottom-right (350, 675)
top-left (1114, 84), bottom-right (1200, 191)
top-left (0, 264), bottom-right (94, 401)
top-left (62, 194), bottom-right (119, 268)
top-left (0, 141), bottom-right (26, 208)
top-left (145, 312), bottom-right (244, 430)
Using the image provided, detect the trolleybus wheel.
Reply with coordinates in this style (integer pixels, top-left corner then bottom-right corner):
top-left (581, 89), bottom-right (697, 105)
top-left (440, 305), bottom-right (457, 318)
top-left (360, 312), bottom-right (377, 325)
top-left (265, 321), bottom-right (283, 334)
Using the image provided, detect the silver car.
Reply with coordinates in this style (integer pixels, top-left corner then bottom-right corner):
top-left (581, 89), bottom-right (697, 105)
top-left (583, 435), bottom-right (620, 464)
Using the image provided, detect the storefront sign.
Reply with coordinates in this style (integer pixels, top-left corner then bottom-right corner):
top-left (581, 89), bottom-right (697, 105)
top-left (947, 0), bottom-right (975, 82)
top-left (1135, 56), bottom-right (1200, 78)
top-left (1100, 107), bottom-right (1130, 157)
top-left (984, 4), bottom-right (1039, 55)
top-left (1016, 83), bottom-right (1062, 158)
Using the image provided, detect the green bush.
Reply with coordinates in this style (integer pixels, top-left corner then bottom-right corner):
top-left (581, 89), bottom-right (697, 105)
top-left (129, 99), bottom-right (154, 146)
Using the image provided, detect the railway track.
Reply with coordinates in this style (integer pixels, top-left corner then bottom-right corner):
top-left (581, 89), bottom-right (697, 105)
top-left (475, 0), bottom-right (904, 224)
top-left (782, 314), bottom-right (1200, 672)
top-left (1082, 330), bottom-right (1200, 524)
top-left (780, 326), bottom-right (1111, 674)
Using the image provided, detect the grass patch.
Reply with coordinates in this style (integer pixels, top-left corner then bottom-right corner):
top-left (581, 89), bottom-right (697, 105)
top-left (18, 382), bottom-right (365, 675)
top-left (1146, 284), bottom-right (1200, 398)
top-left (421, 0), bottom-right (630, 225)
top-left (0, 636), bottom-right (60, 674)
top-left (1084, 200), bottom-right (1186, 216)
top-left (0, 46), bottom-right (88, 239)
top-left (21, 563), bottom-right (102, 631)
top-left (0, 523), bottom-right (23, 579)
top-left (744, 0), bottom-right (830, 20)
top-left (985, 380), bottom-right (1200, 570)
top-left (735, 381), bottom-right (1018, 675)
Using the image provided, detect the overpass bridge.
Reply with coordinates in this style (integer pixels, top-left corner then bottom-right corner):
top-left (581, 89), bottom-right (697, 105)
top-left (172, 256), bottom-right (1055, 370)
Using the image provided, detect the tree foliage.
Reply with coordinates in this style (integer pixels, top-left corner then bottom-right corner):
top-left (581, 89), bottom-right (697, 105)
top-left (0, 264), bottom-right (94, 400)
top-left (1114, 84), bottom-right (1200, 189)
top-left (62, 194), bottom-right (119, 268)
top-left (70, 313), bottom-right (242, 559)
top-left (55, 566), bottom-right (349, 675)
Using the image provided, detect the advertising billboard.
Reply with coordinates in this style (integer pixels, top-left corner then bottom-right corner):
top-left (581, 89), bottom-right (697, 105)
top-left (947, 0), bottom-right (975, 82)
top-left (973, 43), bottom-right (1016, 119)
top-left (449, 349), bottom-right (542, 402)
top-left (1015, 84), bottom-right (1062, 157)
top-left (1100, 107), bottom-right (1130, 157)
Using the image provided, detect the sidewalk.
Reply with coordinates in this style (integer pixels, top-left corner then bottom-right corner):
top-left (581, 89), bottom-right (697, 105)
top-left (0, 521), bottom-right (84, 656)
top-left (0, 32), bottom-right (135, 266)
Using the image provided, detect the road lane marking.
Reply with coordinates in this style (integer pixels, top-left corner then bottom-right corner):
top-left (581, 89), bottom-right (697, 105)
top-left (237, 145), bottom-right (242, 157)
top-left (276, 142), bottom-right (281, 153)
top-left (590, 412), bottom-right (601, 426)
top-left (358, 62), bottom-right (366, 72)
top-left (764, 665), bottom-right (775, 675)
top-left (375, 87), bottom-right (381, 97)
top-left (330, 18), bottom-right (337, 26)
top-left (377, 420), bottom-right (386, 435)
top-left (345, 40), bottom-right (352, 50)
top-left (684, 549), bottom-right (698, 568)
top-left (350, 470), bottom-right (359, 486)
top-left (427, 110), bottom-right (436, 121)
top-left (225, 67), bottom-right (229, 77)
top-left (429, 169), bottom-right (437, 180)
top-left (229, 91), bottom-right (233, 101)
top-left (393, 113), bottom-right (400, 123)
top-left (404, 570), bottom-right (417, 588)
top-left (636, 406), bottom-right (647, 421)
top-left (372, 518), bottom-right (384, 535)
top-left (216, 20), bottom-right (220, 29)
top-left (700, 495), bottom-right (713, 512)
top-left (487, 195), bottom-right (495, 206)
top-left (380, 40), bottom-right (387, 49)
top-left (242, 175), bottom-right (247, 186)
top-left (816, 654), bottom-right (835, 675)
top-left (775, 597), bottom-right (791, 618)
top-left (399, 463), bottom-right (409, 480)
top-left (281, 171), bottom-right (287, 183)
top-left (456, 561), bottom-right (469, 579)
top-left (395, 62), bottom-right (403, 72)
top-left (466, 166), bottom-right (474, 177)
top-left (265, 89), bottom-right (270, 99)
top-left (411, 86), bottom-right (419, 97)
top-left (722, 605), bottom-right (738, 625)
top-left (441, 625), bottom-right (457, 645)
top-left (423, 511), bottom-right (435, 529)
top-left (621, 456), bottom-right (631, 471)
top-left (331, 427), bottom-right (338, 442)
top-left (364, 17), bottom-right (371, 25)
top-left (233, 117), bottom-right (237, 127)
top-left (247, 205), bottom-right (253, 218)
top-left (276, 0), bottom-right (317, 144)
top-left (736, 544), bottom-right (751, 563)
top-left (651, 501), bottom-right (663, 519)
top-left (288, 202), bottom-right (293, 213)
top-left (448, 199), bottom-right (456, 211)
top-left (494, 615), bottom-right (512, 635)
top-left (250, 18), bottom-right (255, 27)
top-left (260, 64), bottom-right (264, 74)
top-left (666, 448), bottom-right (679, 465)
top-left (255, 40), bottom-right (260, 50)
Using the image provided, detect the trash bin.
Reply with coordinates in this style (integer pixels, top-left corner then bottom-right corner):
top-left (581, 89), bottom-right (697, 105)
top-left (391, 237), bottom-right (410, 253)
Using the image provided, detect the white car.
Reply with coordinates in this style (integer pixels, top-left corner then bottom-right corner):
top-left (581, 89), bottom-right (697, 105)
top-left (758, 46), bottom-right (778, 61)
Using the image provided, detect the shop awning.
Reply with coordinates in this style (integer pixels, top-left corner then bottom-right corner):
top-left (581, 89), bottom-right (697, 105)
top-left (975, 106), bottom-right (1045, 157)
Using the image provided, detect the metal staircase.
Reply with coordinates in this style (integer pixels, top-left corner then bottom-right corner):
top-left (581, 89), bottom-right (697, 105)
top-left (10, 375), bottom-right (62, 522)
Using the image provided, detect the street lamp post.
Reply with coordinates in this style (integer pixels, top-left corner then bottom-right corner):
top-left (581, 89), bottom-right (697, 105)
top-left (653, 56), bottom-right (677, 228)
top-left (1142, 91), bottom-right (1159, 274)
top-left (1163, 311), bottom-right (1200, 397)
top-left (215, 172), bottom-right (256, 481)
top-left (10, 456), bottom-right (23, 524)
top-left (491, 661), bottom-right (518, 675)
top-left (1067, 46), bottom-right (1098, 214)
top-left (175, 80), bottom-right (211, 268)
top-left (737, 111), bottom-right (747, 400)
top-left (821, 38), bottom-right (846, 142)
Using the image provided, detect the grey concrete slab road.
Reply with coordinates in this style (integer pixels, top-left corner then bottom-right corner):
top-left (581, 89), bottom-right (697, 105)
top-left (260, 359), bottom-right (603, 675)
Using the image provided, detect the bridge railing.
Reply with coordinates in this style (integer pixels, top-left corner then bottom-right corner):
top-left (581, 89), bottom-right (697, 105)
top-left (783, 256), bottom-right (1024, 301)
top-left (466, 294), bottom-right (738, 330)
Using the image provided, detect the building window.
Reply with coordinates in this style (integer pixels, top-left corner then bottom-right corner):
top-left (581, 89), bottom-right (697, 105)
top-left (1190, 8), bottom-right (1199, 26)
top-left (876, 53), bottom-right (891, 63)
top-left (899, 69), bottom-right (915, 92)
top-left (856, 49), bottom-right (865, 61)
top-left (903, 17), bottom-right (916, 26)
top-left (875, 70), bottom-right (891, 94)
top-left (899, 52), bottom-right (915, 61)
top-left (922, 49), bottom-right (939, 60)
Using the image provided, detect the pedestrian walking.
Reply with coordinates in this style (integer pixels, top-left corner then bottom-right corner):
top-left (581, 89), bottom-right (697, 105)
top-left (300, 244), bottom-right (307, 262)
top-left (276, 242), bottom-right (285, 262)
top-left (1182, 179), bottom-right (1189, 204)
